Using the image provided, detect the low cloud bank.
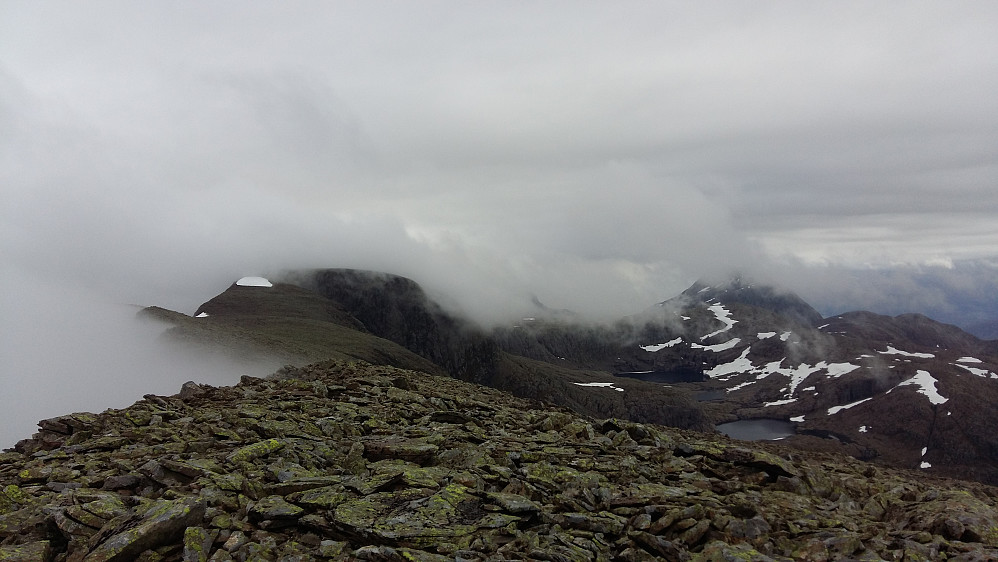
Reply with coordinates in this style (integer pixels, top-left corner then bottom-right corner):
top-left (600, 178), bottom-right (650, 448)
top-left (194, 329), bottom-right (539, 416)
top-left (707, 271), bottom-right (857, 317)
top-left (4, 3), bottom-right (998, 445)
top-left (0, 270), bottom-right (281, 449)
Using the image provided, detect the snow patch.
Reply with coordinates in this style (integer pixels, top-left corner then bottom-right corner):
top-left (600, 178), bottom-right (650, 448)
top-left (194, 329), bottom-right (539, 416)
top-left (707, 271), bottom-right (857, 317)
top-left (878, 345), bottom-right (934, 359)
top-left (920, 462), bottom-right (931, 469)
top-left (707, 354), bottom-right (863, 408)
top-left (858, 425), bottom-right (868, 433)
top-left (705, 348), bottom-right (753, 378)
top-left (828, 397), bottom-right (873, 415)
top-left (692, 337), bottom-right (741, 352)
top-left (779, 331), bottom-right (792, 342)
top-left (710, 355), bottom-right (853, 404)
top-left (957, 356), bottom-right (983, 364)
top-left (236, 276), bottom-right (273, 287)
top-left (195, 312), bottom-right (209, 318)
top-left (890, 370), bottom-right (948, 405)
top-left (640, 338), bottom-right (683, 352)
top-left (921, 447), bottom-right (927, 456)
top-left (573, 382), bottom-right (624, 392)
top-left (954, 363), bottom-right (996, 378)
top-left (786, 363), bottom-right (823, 396)
top-left (757, 332), bottom-right (776, 339)
top-left (824, 362), bottom-right (860, 378)
top-left (726, 380), bottom-right (757, 392)
top-left (700, 303), bottom-right (737, 340)
top-left (790, 415), bottom-right (805, 422)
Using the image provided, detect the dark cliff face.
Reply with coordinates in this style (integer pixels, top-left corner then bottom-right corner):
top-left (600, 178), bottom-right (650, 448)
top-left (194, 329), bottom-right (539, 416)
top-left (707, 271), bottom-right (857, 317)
top-left (492, 321), bottom-right (632, 371)
top-left (287, 269), bottom-right (713, 432)
top-left (142, 282), bottom-right (445, 375)
top-left (193, 282), bottom-right (364, 331)
top-left (291, 269), bottom-right (501, 386)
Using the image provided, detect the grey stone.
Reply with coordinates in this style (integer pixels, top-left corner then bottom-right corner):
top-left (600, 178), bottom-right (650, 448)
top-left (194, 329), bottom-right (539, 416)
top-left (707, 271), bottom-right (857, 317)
top-left (84, 497), bottom-right (206, 562)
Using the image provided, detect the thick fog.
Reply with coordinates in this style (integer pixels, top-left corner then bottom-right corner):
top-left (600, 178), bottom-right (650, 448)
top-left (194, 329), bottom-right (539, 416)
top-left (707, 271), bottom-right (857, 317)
top-left (3, 2), bottom-right (998, 446)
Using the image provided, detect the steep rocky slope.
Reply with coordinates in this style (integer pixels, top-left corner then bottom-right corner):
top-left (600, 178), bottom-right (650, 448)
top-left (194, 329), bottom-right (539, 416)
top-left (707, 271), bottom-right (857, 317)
top-left (141, 281), bottom-right (444, 376)
top-left (501, 277), bottom-right (998, 485)
top-left (642, 281), bottom-right (998, 485)
top-left (4, 360), bottom-right (998, 561)
top-left (141, 271), bottom-right (998, 484)
top-left (146, 273), bottom-right (712, 433)
top-left (287, 269), bottom-right (496, 384)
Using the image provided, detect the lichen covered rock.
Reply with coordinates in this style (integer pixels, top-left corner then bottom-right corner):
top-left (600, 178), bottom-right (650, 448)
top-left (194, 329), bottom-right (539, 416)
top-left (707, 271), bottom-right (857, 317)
top-left (1, 359), bottom-right (998, 560)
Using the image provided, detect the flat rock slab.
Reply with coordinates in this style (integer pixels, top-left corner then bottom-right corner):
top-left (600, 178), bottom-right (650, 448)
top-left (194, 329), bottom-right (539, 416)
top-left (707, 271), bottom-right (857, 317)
top-left (0, 541), bottom-right (53, 562)
top-left (83, 497), bottom-right (205, 562)
top-left (364, 438), bottom-right (439, 464)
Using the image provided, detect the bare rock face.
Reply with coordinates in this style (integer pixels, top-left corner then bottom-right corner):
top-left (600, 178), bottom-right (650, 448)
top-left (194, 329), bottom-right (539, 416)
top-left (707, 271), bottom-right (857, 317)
top-left (3, 359), bottom-right (998, 560)
top-left (82, 497), bottom-right (205, 561)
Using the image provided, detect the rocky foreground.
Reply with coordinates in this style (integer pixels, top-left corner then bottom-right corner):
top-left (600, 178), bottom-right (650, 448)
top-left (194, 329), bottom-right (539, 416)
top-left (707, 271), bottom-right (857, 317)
top-left (3, 362), bottom-right (998, 561)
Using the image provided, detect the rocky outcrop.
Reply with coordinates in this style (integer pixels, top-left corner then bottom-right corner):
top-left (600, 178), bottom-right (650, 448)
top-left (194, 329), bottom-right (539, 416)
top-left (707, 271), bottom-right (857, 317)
top-left (4, 360), bottom-right (998, 560)
top-left (681, 278), bottom-right (824, 327)
top-left (141, 281), bottom-right (448, 376)
top-left (291, 269), bottom-right (502, 385)
top-left (274, 269), bottom-right (714, 431)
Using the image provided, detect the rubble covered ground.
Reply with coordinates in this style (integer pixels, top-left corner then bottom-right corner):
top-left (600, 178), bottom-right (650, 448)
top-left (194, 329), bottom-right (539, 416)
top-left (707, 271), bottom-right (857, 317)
top-left (2, 360), bottom-right (998, 561)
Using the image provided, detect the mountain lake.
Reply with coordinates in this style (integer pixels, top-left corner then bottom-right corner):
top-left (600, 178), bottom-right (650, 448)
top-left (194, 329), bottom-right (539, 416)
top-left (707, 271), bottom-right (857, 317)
top-left (716, 419), bottom-right (796, 441)
top-left (614, 369), bottom-right (704, 384)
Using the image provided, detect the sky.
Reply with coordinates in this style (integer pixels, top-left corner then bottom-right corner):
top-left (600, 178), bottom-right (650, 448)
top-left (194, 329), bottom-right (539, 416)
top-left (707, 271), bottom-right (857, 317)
top-left (2, 2), bottom-right (998, 446)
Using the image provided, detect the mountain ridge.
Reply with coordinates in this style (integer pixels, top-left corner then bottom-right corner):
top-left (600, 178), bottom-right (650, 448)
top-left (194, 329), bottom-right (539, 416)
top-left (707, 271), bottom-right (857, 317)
top-left (131, 269), bottom-right (998, 485)
top-left (143, 271), bottom-right (714, 433)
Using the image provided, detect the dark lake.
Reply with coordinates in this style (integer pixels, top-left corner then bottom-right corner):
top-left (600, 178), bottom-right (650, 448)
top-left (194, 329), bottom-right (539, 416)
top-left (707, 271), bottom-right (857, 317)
top-left (716, 419), bottom-right (796, 441)
top-left (614, 368), bottom-right (704, 384)
top-left (695, 390), bottom-right (726, 401)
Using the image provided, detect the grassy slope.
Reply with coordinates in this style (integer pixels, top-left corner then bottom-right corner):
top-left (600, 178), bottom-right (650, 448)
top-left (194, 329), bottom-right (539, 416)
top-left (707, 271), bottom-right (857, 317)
top-left (494, 353), bottom-right (714, 432)
top-left (139, 283), bottom-right (445, 375)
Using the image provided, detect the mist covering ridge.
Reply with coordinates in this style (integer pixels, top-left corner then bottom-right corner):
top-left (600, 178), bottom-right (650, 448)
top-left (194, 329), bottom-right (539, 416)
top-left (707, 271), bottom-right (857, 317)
top-left (6, 1), bottom-right (998, 468)
top-left (676, 275), bottom-right (824, 328)
top-left (6, 265), bottom-right (998, 486)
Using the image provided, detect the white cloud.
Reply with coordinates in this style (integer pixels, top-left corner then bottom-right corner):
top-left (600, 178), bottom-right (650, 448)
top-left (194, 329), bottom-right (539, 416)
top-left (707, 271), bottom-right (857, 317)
top-left (3, 1), bottom-right (998, 443)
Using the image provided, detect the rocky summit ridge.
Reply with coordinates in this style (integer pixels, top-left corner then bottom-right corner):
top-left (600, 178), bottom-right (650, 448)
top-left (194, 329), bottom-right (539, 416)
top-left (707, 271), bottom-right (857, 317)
top-left (4, 360), bottom-right (998, 561)
top-left (136, 269), bottom-right (998, 485)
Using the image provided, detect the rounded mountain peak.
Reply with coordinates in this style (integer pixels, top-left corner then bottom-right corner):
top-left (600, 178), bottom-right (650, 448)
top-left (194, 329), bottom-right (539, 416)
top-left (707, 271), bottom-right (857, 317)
top-left (680, 276), bottom-right (823, 327)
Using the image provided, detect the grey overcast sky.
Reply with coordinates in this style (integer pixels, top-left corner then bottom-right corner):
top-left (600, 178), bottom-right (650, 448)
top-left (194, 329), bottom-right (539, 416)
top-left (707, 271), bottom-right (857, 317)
top-left (2, 2), bottom-right (997, 443)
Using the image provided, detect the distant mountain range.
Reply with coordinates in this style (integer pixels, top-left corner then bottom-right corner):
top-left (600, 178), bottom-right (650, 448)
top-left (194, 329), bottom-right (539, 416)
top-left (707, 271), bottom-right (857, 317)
top-left (141, 269), bottom-right (998, 485)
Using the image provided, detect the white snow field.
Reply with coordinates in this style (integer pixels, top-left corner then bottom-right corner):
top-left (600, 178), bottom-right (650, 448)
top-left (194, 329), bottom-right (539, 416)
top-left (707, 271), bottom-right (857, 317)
top-left (236, 276), bottom-right (273, 287)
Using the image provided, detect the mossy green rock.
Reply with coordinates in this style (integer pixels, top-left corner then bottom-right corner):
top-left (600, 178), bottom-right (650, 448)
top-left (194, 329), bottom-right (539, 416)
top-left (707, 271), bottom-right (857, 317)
top-left (84, 497), bottom-right (205, 562)
top-left (904, 490), bottom-right (998, 546)
top-left (247, 495), bottom-right (304, 522)
top-left (2, 360), bottom-right (998, 560)
top-left (486, 492), bottom-right (540, 513)
top-left (0, 541), bottom-right (52, 562)
top-left (0, 486), bottom-right (29, 515)
top-left (225, 439), bottom-right (284, 463)
top-left (286, 485), bottom-right (349, 509)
